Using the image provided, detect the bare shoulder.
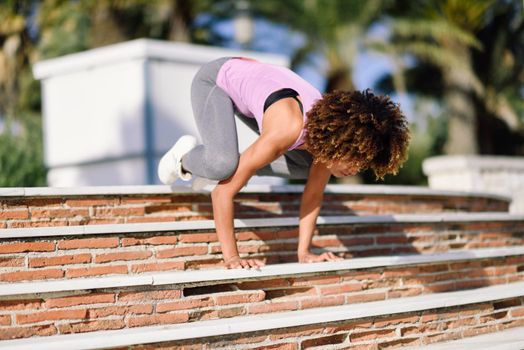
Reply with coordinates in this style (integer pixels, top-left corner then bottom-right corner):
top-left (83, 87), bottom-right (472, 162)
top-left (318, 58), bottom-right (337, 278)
top-left (261, 98), bottom-right (304, 149)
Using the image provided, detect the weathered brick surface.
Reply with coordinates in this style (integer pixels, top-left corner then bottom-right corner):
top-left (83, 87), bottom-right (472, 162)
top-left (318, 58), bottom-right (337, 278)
top-left (0, 191), bottom-right (510, 228)
top-left (1, 258), bottom-right (523, 343)
top-left (92, 297), bottom-right (524, 350)
top-left (2, 221), bottom-right (523, 283)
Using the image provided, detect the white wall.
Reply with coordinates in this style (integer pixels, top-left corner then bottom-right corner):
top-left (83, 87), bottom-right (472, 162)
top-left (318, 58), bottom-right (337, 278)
top-left (33, 39), bottom-right (289, 187)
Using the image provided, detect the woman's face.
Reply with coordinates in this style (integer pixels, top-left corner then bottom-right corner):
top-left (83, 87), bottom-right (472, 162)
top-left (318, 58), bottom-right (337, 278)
top-left (326, 160), bottom-right (362, 178)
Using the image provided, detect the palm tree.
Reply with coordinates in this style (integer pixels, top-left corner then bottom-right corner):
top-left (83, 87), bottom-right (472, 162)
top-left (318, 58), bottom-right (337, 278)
top-left (375, 0), bottom-right (524, 155)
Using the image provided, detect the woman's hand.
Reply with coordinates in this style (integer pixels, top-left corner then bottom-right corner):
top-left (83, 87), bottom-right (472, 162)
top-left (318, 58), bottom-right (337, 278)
top-left (224, 255), bottom-right (265, 269)
top-left (298, 251), bottom-right (343, 263)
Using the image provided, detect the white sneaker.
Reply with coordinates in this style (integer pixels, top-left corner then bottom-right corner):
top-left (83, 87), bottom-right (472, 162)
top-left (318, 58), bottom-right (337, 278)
top-left (157, 135), bottom-right (198, 185)
top-left (192, 177), bottom-right (219, 192)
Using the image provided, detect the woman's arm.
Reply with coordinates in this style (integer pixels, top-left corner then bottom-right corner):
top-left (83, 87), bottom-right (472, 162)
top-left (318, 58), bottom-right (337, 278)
top-left (297, 161), bottom-right (343, 263)
top-left (212, 98), bottom-right (304, 269)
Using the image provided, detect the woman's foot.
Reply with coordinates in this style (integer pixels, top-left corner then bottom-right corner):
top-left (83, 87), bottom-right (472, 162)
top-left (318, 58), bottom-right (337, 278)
top-left (157, 135), bottom-right (198, 184)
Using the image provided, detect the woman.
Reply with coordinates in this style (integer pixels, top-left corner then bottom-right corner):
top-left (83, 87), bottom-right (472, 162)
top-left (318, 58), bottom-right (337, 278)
top-left (158, 57), bottom-right (411, 269)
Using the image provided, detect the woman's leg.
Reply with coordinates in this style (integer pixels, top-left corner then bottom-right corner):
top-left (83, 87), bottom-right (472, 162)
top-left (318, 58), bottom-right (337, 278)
top-left (182, 57), bottom-right (240, 181)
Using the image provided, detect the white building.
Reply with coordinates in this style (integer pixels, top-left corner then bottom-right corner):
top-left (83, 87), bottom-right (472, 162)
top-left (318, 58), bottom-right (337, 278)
top-left (33, 39), bottom-right (288, 187)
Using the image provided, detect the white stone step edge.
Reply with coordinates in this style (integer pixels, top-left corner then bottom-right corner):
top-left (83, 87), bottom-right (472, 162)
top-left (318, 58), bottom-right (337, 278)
top-left (402, 325), bottom-right (524, 350)
top-left (1, 280), bottom-right (523, 350)
top-left (1, 246), bottom-right (523, 297)
top-left (0, 184), bottom-right (511, 201)
top-left (2, 212), bottom-right (524, 239)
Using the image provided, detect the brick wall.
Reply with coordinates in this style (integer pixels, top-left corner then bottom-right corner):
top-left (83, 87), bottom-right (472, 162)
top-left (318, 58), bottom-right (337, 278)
top-left (0, 192), bottom-right (509, 228)
top-left (2, 221), bottom-right (523, 283)
top-left (1, 255), bottom-right (523, 342)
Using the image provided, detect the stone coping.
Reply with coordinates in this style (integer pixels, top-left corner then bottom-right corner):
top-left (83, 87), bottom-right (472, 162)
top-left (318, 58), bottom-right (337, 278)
top-left (0, 184), bottom-right (511, 201)
top-left (1, 246), bottom-right (523, 297)
top-left (2, 212), bottom-right (523, 239)
top-left (1, 280), bottom-right (523, 350)
top-left (423, 155), bottom-right (524, 174)
top-left (403, 325), bottom-right (524, 350)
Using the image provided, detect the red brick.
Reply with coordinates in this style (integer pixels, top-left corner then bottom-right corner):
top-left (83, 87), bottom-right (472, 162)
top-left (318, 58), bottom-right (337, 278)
top-left (45, 293), bottom-right (115, 308)
top-left (342, 271), bottom-right (382, 281)
top-left (57, 319), bottom-right (126, 334)
top-left (118, 290), bottom-right (181, 302)
top-left (0, 324), bottom-right (57, 341)
top-left (94, 207), bottom-right (146, 217)
top-left (198, 306), bottom-right (245, 320)
top-left (95, 250), bottom-right (152, 263)
top-left (87, 305), bottom-right (153, 318)
top-left (17, 309), bottom-right (87, 324)
top-left (248, 301), bottom-right (299, 314)
top-left (347, 292), bottom-right (386, 303)
top-left (238, 279), bottom-right (290, 290)
top-left (301, 295), bottom-right (345, 309)
top-left (144, 204), bottom-right (193, 214)
top-left (0, 210), bottom-right (29, 220)
top-left (215, 291), bottom-right (266, 305)
top-left (374, 315), bottom-right (419, 328)
top-left (31, 208), bottom-right (89, 218)
top-left (66, 265), bottom-right (128, 278)
top-left (58, 237), bottom-right (119, 250)
top-left (290, 275), bottom-right (341, 286)
top-left (320, 283), bottom-right (362, 295)
top-left (350, 329), bottom-right (396, 342)
top-left (156, 246), bottom-right (208, 258)
top-left (0, 299), bottom-right (42, 311)
top-left (127, 312), bottom-right (189, 327)
top-left (0, 241), bottom-right (55, 254)
top-left (178, 233), bottom-right (218, 243)
top-left (29, 253), bottom-right (92, 268)
top-left (236, 230), bottom-right (278, 241)
top-left (0, 268), bottom-right (64, 282)
top-left (0, 315), bottom-right (11, 326)
top-left (157, 296), bottom-right (214, 312)
top-left (510, 306), bottom-right (524, 317)
top-left (0, 257), bottom-right (24, 267)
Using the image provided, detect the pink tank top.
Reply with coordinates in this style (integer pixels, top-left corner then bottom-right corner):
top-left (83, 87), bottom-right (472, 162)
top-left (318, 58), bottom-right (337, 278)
top-left (216, 57), bottom-right (322, 151)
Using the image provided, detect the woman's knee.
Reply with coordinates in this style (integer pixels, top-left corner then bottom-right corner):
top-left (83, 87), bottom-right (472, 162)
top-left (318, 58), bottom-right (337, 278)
top-left (206, 155), bottom-right (239, 180)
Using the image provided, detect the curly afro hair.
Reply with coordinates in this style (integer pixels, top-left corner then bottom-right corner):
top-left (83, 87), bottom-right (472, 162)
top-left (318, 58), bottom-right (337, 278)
top-left (305, 89), bottom-right (411, 180)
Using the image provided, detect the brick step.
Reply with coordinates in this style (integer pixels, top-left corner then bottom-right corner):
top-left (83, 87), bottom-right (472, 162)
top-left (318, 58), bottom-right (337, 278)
top-left (0, 185), bottom-right (510, 228)
top-left (402, 325), bottom-right (524, 350)
top-left (1, 213), bottom-right (523, 283)
top-left (0, 246), bottom-right (523, 343)
top-left (0, 280), bottom-right (523, 349)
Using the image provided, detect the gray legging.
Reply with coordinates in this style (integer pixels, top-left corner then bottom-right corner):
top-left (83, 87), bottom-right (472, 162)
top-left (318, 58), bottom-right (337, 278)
top-left (182, 57), bottom-right (313, 181)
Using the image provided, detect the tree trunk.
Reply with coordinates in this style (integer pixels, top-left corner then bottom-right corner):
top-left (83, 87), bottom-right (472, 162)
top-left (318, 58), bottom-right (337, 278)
top-left (442, 43), bottom-right (478, 154)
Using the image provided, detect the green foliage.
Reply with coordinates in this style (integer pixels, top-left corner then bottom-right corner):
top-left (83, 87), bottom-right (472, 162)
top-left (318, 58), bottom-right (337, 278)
top-left (0, 114), bottom-right (46, 187)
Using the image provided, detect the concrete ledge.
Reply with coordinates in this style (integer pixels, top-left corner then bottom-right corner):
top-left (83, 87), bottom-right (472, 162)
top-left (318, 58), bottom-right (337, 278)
top-left (1, 281), bottom-right (523, 350)
top-left (2, 212), bottom-right (523, 239)
top-left (1, 246), bottom-right (523, 297)
top-left (402, 326), bottom-right (524, 350)
top-left (423, 155), bottom-right (524, 213)
top-left (0, 184), bottom-right (511, 201)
